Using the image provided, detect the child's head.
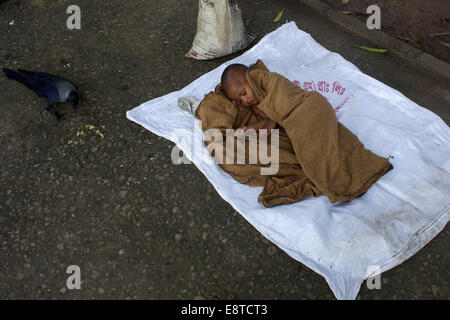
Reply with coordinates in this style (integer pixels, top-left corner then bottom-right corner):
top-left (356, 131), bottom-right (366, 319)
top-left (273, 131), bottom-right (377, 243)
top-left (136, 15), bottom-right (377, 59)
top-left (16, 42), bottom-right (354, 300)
top-left (221, 64), bottom-right (257, 107)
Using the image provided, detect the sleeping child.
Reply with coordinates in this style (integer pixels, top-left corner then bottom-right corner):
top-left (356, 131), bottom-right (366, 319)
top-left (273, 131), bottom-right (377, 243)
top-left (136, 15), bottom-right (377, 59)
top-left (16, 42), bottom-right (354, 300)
top-left (221, 63), bottom-right (277, 136)
top-left (219, 59), bottom-right (393, 204)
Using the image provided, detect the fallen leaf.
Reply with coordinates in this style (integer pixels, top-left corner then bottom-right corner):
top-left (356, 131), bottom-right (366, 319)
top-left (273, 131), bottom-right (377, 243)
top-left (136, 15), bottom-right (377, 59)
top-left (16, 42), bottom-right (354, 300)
top-left (354, 45), bottom-right (388, 53)
top-left (408, 31), bottom-right (422, 43)
top-left (274, 9), bottom-right (284, 23)
top-left (430, 32), bottom-right (450, 37)
top-left (341, 11), bottom-right (352, 14)
top-left (440, 41), bottom-right (450, 48)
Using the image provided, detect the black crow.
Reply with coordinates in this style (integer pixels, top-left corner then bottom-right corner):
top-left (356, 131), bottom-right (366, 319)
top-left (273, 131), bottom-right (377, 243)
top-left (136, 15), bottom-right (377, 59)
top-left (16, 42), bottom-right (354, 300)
top-left (3, 68), bottom-right (79, 120)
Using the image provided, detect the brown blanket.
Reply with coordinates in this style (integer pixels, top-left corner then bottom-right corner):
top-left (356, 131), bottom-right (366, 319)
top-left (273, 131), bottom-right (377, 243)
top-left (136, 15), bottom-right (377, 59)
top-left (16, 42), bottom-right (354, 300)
top-left (195, 59), bottom-right (392, 207)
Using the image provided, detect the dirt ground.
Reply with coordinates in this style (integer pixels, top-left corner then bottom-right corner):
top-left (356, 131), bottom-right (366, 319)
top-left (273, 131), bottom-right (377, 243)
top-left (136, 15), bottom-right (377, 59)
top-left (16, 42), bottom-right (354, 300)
top-left (0, 0), bottom-right (449, 301)
top-left (318, 0), bottom-right (450, 64)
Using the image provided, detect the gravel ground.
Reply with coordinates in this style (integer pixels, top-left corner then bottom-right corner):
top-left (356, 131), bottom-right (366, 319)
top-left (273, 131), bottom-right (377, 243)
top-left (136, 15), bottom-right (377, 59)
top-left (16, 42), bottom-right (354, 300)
top-left (0, 0), bottom-right (448, 300)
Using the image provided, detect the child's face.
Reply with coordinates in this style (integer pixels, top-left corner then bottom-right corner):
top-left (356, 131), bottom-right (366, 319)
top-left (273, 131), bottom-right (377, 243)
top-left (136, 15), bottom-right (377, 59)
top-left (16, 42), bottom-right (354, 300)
top-left (226, 78), bottom-right (257, 107)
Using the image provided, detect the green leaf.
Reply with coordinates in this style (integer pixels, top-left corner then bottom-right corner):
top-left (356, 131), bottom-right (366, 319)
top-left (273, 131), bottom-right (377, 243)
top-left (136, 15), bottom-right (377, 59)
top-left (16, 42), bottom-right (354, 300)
top-left (354, 45), bottom-right (388, 53)
top-left (274, 8), bottom-right (284, 23)
top-left (341, 11), bottom-right (352, 14)
top-left (343, 0), bottom-right (349, 4)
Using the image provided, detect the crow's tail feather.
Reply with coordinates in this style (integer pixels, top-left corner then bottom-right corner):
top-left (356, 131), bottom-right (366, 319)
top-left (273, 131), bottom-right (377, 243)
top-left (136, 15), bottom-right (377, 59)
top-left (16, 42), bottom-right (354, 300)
top-left (3, 68), bottom-right (30, 86)
top-left (3, 68), bottom-right (37, 92)
top-left (17, 69), bottom-right (36, 76)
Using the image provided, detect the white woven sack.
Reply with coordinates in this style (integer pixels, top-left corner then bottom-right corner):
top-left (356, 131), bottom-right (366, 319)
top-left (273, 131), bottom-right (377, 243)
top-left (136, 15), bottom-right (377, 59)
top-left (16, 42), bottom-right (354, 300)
top-left (186, 0), bottom-right (256, 60)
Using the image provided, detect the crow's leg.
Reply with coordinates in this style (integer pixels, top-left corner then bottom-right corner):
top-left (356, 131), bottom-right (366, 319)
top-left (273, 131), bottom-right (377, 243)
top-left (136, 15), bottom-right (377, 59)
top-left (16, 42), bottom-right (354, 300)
top-left (45, 103), bottom-right (65, 121)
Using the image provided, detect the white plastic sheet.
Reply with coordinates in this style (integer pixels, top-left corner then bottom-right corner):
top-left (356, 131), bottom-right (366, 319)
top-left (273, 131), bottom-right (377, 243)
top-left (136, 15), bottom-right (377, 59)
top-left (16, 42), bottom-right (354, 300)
top-left (127, 22), bottom-right (449, 299)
